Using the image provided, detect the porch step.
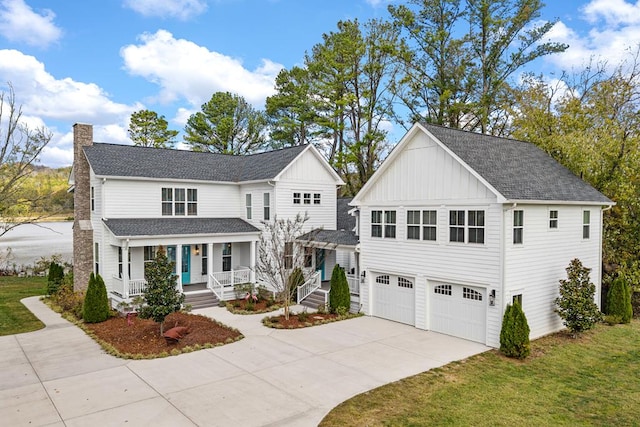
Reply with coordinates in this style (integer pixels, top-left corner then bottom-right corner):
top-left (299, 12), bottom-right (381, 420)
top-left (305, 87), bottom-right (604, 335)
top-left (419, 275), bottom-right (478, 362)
top-left (183, 291), bottom-right (219, 310)
top-left (300, 290), bottom-right (327, 310)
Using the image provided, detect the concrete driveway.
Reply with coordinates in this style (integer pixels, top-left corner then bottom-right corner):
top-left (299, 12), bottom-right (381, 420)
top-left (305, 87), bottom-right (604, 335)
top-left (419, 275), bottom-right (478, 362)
top-left (1, 297), bottom-right (489, 426)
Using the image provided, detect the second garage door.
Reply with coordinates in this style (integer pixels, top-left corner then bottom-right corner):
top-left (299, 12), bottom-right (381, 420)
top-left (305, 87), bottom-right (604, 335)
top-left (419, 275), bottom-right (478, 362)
top-left (430, 282), bottom-right (486, 343)
top-left (372, 273), bottom-right (415, 325)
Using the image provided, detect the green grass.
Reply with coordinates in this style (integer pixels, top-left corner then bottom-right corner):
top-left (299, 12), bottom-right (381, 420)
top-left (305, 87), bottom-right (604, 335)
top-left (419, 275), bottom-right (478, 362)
top-left (321, 321), bottom-right (640, 426)
top-left (0, 276), bottom-right (46, 335)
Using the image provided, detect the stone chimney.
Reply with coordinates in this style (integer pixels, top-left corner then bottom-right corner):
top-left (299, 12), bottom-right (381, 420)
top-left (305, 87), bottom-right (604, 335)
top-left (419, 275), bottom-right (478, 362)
top-left (73, 123), bottom-right (94, 291)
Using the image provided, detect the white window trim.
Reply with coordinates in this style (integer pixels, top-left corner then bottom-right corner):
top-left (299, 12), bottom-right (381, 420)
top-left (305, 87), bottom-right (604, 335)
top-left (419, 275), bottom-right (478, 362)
top-left (448, 209), bottom-right (486, 245)
top-left (406, 209), bottom-right (438, 242)
top-left (582, 210), bottom-right (591, 240)
top-left (548, 209), bottom-right (559, 230)
top-left (513, 210), bottom-right (524, 245)
top-left (245, 193), bottom-right (252, 220)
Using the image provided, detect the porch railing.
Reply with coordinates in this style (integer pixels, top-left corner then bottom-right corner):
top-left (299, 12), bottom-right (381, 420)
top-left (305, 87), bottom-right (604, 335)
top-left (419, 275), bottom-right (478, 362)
top-left (297, 270), bottom-right (321, 303)
top-left (209, 274), bottom-right (224, 300)
top-left (210, 269), bottom-right (251, 286)
top-left (346, 274), bottom-right (360, 295)
top-left (111, 276), bottom-right (148, 298)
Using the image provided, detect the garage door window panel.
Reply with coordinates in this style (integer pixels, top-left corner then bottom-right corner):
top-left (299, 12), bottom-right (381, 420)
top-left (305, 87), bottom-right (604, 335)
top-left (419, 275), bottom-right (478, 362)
top-left (398, 277), bottom-right (413, 288)
top-left (434, 284), bottom-right (452, 295)
top-left (376, 275), bottom-right (390, 284)
top-left (463, 287), bottom-right (483, 301)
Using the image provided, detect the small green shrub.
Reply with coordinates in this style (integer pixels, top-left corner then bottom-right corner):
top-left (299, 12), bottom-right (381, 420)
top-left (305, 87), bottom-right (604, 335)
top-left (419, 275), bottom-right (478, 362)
top-left (298, 309), bottom-right (309, 322)
top-left (606, 277), bottom-right (633, 324)
top-left (604, 314), bottom-right (623, 325)
top-left (317, 303), bottom-right (327, 314)
top-left (51, 281), bottom-right (84, 319)
top-left (234, 283), bottom-right (254, 300)
top-left (329, 264), bottom-right (350, 313)
top-left (555, 258), bottom-right (602, 335)
top-left (335, 306), bottom-right (348, 317)
top-left (83, 273), bottom-right (110, 323)
top-left (499, 301), bottom-right (530, 359)
top-left (46, 261), bottom-right (64, 295)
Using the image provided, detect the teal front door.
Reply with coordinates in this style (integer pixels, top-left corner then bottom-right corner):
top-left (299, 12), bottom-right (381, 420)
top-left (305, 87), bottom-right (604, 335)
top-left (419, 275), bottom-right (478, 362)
top-left (315, 248), bottom-right (325, 280)
top-left (182, 245), bottom-right (191, 285)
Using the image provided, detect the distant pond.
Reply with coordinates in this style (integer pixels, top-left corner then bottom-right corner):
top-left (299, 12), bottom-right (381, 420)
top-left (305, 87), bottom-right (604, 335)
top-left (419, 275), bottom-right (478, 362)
top-left (0, 221), bottom-right (73, 269)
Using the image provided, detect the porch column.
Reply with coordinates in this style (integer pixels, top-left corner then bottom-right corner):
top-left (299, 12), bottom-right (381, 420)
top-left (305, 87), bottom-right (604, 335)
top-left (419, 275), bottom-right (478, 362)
top-left (176, 244), bottom-right (183, 292)
top-left (207, 243), bottom-right (213, 286)
top-left (250, 241), bottom-right (256, 283)
top-left (122, 243), bottom-right (130, 299)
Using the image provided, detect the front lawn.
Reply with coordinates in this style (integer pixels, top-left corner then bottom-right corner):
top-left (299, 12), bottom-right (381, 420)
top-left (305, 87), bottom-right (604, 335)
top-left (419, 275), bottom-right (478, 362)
top-left (321, 321), bottom-right (640, 426)
top-left (0, 276), bottom-right (46, 335)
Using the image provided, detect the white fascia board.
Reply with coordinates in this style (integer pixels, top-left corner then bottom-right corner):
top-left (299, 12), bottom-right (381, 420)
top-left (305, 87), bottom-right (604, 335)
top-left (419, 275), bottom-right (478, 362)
top-left (272, 144), bottom-right (345, 185)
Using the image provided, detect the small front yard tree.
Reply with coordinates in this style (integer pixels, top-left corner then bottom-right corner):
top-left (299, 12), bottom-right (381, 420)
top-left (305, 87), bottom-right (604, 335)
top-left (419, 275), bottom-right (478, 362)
top-left (83, 273), bottom-right (110, 323)
top-left (256, 213), bottom-right (313, 320)
top-left (47, 261), bottom-right (64, 295)
top-left (499, 301), bottom-right (530, 359)
top-left (555, 258), bottom-right (602, 336)
top-left (329, 264), bottom-right (350, 314)
top-left (139, 246), bottom-right (184, 335)
top-left (606, 277), bottom-right (633, 324)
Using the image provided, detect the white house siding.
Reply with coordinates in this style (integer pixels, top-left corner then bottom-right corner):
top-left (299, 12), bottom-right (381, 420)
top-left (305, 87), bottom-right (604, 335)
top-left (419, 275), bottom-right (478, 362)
top-left (336, 250), bottom-right (356, 275)
top-left (274, 149), bottom-right (339, 231)
top-left (503, 204), bottom-right (603, 339)
top-left (101, 178), bottom-right (242, 218)
top-left (239, 182), bottom-right (274, 228)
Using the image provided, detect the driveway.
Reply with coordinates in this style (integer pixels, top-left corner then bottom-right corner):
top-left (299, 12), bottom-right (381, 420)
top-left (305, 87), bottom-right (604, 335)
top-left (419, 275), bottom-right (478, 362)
top-left (1, 297), bottom-right (489, 426)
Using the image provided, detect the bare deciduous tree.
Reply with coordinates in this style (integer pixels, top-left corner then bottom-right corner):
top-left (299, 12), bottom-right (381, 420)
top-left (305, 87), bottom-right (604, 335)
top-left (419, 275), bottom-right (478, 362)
top-left (0, 84), bottom-right (53, 237)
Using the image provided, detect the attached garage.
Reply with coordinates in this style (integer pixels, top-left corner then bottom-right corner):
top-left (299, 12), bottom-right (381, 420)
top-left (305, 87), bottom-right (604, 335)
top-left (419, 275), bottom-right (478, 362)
top-left (430, 282), bottom-right (487, 343)
top-left (372, 273), bottom-right (415, 325)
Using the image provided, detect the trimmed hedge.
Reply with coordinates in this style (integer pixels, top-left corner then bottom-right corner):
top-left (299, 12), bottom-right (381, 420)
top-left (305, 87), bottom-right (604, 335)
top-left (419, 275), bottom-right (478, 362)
top-left (83, 273), bottom-right (110, 323)
top-left (46, 262), bottom-right (64, 295)
top-left (329, 264), bottom-right (350, 314)
top-left (499, 300), bottom-right (530, 359)
top-left (606, 277), bottom-right (633, 324)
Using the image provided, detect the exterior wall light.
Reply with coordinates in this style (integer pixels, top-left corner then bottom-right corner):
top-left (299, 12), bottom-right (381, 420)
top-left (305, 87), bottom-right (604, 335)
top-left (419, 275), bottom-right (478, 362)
top-left (194, 245), bottom-right (200, 256)
top-left (489, 289), bottom-right (496, 306)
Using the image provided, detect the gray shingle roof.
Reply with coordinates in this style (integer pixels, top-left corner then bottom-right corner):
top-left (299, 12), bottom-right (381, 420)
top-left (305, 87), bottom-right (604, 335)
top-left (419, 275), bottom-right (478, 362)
top-left (337, 197), bottom-right (355, 231)
top-left (84, 143), bottom-right (308, 182)
top-left (300, 197), bottom-right (358, 247)
top-left (423, 124), bottom-right (612, 204)
top-left (103, 218), bottom-right (259, 237)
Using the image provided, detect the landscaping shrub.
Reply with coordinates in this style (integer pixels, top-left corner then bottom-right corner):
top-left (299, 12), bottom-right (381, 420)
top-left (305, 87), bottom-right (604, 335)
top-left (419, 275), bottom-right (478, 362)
top-left (234, 282), bottom-right (254, 300)
top-left (298, 309), bottom-right (310, 322)
top-left (46, 261), bottom-right (64, 295)
top-left (499, 301), bottom-right (530, 359)
top-left (138, 246), bottom-right (184, 335)
top-left (51, 276), bottom-right (84, 319)
top-left (555, 258), bottom-right (602, 335)
top-left (83, 273), bottom-right (110, 323)
top-left (329, 264), bottom-right (350, 313)
top-left (287, 267), bottom-right (305, 302)
top-left (606, 277), bottom-right (633, 324)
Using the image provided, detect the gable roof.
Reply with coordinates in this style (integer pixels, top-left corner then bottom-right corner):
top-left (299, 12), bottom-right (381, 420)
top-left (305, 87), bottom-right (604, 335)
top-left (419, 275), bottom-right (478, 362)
top-left (354, 123), bottom-right (612, 205)
top-left (103, 217), bottom-right (259, 238)
top-left (83, 143), bottom-right (309, 183)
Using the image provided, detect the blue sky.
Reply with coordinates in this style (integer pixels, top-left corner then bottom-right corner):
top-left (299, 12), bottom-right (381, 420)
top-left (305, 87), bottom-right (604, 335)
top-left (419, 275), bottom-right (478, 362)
top-left (1, 0), bottom-right (639, 167)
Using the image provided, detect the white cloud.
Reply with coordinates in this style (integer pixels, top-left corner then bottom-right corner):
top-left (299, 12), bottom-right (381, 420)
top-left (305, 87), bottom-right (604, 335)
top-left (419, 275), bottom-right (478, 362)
top-left (123, 0), bottom-right (207, 20)
top-left (0, 0), bottom-right (62, 48)
top-left (0, 49), bottom-right (143, 167)
top-left (542, 1), bottom-right (640, 72)
top-left (120, 30), bottom-right (282, 108)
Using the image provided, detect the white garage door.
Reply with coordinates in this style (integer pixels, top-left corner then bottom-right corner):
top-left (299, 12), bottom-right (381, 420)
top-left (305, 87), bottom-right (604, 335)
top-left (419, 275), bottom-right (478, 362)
top-left (430, 283), bottom-right (486, 343)
top-left (372, 273), bottom-right (415, 325)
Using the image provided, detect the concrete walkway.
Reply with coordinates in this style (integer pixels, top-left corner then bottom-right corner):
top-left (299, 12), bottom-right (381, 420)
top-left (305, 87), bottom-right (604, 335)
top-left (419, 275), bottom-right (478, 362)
top-left (1, 297), bottom-right (489, 426)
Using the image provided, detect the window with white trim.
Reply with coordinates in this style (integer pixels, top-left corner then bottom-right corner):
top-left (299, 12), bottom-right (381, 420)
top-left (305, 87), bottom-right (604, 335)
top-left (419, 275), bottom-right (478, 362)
top-left (449, 210), bottom-right (465, 242)
top-left (293, 192), bottom-right (301, 204)
top-left (407, 210), bottom-right (421, 240)
top-left (222, 243), bottom-right (232, 271)
top-left (513, 294), bottom-right (522, 305)
top-left (407, 210), bottom-right (437, 241)
top-left (161, 188), bottom-right (172, 216)
top-left (468, 210), bottom-right (485, 244)
top-left (187, 189), bottom-right (197, 215)
top-left (549, 210), bottom-right (558, 229)
top-left (314, 193), bottom-right (321, 204)
top-left (423, 210), bottom-right (437, 241)
top-left (118, 247), bottom-right (131, 279)
top-left (94, 243), bottom-right (99, 274)
top-left (434, 284), bottom-right (452, 295)
top-left (174, 188), bottom-right (185, 215)
top-left (143, 246), bottom-right (155, 265)
top-left (91, 186), bottom-right (95, 212)
top-left (263, 193), bottom-right (270, 220)
top-left (583, 210), bottom-right (590, 239)
top-left (384, 210), bottom-right (396, 238)
top-left (513, 210), bottom-right (524, 244)
top-left (246, 193), bottom-right (252, 220)
top-left (303, 192), bottom-right (311, 204)
top-left (201, 244), bottom-right (208, 274)
top-left (371, 210), bottom-right (382, 238)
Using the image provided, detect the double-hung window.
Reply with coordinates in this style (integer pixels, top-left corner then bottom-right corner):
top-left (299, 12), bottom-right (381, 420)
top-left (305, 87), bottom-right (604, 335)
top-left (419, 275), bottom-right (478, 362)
top-left (303, 193), bottom-right (311, 204)
top-left (406, 210), bottom-right (437, 241)
top-left (246, 194), bottom-right (252, 219)
top-left (222, 243), bottom-right (232, 271)
top-left (468, 210), bottom-right (485, 243)
top-left (201, 244), bottom-right (208, 275)
top-left (293, 192), bottom-right (301, 204)
top-left (449, 210), bottom-right (465, 242)
top-left (174, 189), bottom-right (185, 215)
top-left (423, 210), bottom-right (437, 241)
top-left (161, 188), bottom-right (173, 216)
top-left (314, 193), bottom-right (321, 204)
top-left (583, 210), bottom-right (590, 239)
top-left (407, 210), bottom-right (421, 240)
top-left (263, 193), bottom-right (270, 220)
top-left (384, 210), bottom-right (396, 238)
top-left (513, 210), bottom-right (524, 244)
top-left (549, 210), bottom-right (558, 229)
top-left (91, 186), bottom-right (95, 212)
top-left (371, 210), bottom-right (383, 237)
top-left (187, 189), bottom-right (197, 215)
top-left (118, 247), bottom-right (131, 279)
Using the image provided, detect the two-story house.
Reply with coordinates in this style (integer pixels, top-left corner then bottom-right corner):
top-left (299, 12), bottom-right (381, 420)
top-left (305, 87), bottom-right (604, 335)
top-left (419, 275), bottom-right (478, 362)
top-left (351, 123), bottom-right (613, 348)
top-left (71, 124), bottom-right (344, 307)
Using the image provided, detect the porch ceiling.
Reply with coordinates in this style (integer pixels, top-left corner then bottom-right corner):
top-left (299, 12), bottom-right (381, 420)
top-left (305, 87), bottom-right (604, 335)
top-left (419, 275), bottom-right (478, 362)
top-left (103, 217), bottom-right (260, 238)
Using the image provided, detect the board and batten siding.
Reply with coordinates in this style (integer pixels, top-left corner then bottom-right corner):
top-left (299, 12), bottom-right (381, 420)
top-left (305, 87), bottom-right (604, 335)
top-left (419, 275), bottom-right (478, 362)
top-left (100, 178), bottom-right (242, 219)
top-left (358, 131), bottom-right (496, 205)
top-left (504, 204), bottom-right (603, 339)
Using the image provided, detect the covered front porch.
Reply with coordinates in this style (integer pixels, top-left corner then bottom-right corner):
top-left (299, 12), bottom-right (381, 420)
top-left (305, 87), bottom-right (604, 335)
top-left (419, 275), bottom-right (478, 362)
top-left (102, 217), bottom-right (260, 305)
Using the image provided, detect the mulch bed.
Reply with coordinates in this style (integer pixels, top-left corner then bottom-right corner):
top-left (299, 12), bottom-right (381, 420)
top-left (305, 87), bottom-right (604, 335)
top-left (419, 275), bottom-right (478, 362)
top-left (83, 311), bottom-right (242, 358)
top-left (263, 312), bottom-right (362, 329)
top-left (226, 298), bottom-right (281, 314)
